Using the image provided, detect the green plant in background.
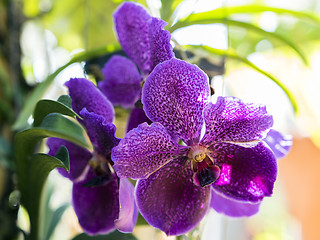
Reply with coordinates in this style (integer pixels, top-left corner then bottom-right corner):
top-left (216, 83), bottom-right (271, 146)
top-left (0, 0), bottom-right (319, 239)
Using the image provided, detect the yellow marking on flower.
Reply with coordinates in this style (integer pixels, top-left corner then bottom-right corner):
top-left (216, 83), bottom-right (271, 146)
top-left (194, 153), bottom-right (206, 162)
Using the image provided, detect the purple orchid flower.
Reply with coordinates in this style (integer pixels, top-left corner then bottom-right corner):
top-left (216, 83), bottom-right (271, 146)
top-left (111, 58), bottom-right (278, 235)
top-left (98, 2), bottom-right (174, 108)
top-left (47, 78), bottom-right (137, 235)
top-left (98, 2), bottom-right (174, 131)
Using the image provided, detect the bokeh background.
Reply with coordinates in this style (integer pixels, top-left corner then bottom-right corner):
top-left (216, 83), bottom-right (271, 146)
top-left (1, 0), bottom-right (320, 239)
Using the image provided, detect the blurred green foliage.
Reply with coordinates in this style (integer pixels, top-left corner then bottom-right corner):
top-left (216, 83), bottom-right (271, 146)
top-left (22, 0), bottom-right (149, 50)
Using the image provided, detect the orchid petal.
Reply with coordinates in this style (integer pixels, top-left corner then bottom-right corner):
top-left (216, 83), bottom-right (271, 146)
top-left (136, 157), bottom-right (211, 236)
top-left (99, 55), bottom-right (141, 108)
top-left (112, 122), bottom-right (187, 179)
top-left (148, 18), bottom-right (174, 72)
top-left (80, 108), bottom-right (120, 156)
top-left (211, 142), bottom-right (277, 203)
top-left (114, 2), bottom-right (173, 75)
top-left (142, 58), bottom-right (210, 144)
top-left (72, 169), bottom-right (119, 235)
top-left (115, 178), bottom-right (138, 233)
top-left (211, 189), bottom-right (260, 217)
top-left (126, 107), bottom-right (152, 133)
top-left (201, 97), bottom-right (273, 147)
top-left (65, 78), bottom-right (114, 123)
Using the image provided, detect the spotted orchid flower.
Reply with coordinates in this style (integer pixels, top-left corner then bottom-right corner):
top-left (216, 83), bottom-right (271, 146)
top-left (111, 58), bottom-right (278, 235)
top-left (47, 78), bottom-right (137, 235)
top-left (98, 2), bottom-right (173, 133)
top-left (98, 2), bottom-right (174, 109)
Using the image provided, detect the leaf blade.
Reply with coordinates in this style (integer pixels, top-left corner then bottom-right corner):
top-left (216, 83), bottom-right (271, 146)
top-left (171, 19), bottom-right (308, 65)
top-left (27, 152), bottom-right (70, 240)
top-left (176, 5), bottom-right (320, 26)
top-left (14, 113), bottom-right (92, 239)
top-left (33, 97), bottom-right (81, 127)
top-left (72, 231), bottom-right (137, 240)
top-left (44, 203), bottom-right (70, 240)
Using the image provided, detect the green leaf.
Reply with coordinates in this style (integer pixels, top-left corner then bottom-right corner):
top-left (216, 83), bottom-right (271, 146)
top-left (15, 112), bottom-right (91, 199)
top-left (39, 179), bottom-right (55, 240)
top-left (160, 0), bottom-right (184, 24)
top-left (27, 152), bottom-right (69, 240)
top-left (38, 114), bottom-right (91, 147)
top-left (181, 5), bottom-right (320, 25)
top-left (57, 94), bottom-right (72, 108)
top-left (43, 202), bottom-right (69, 240)
top-left (13, 44), bottom-right (119, 130)
top-left (170, 19), bottom-right (308, 65)
top-left (186, 45), bottom-right (298, 114)
top-left (38, 178), bottom-right (69, 240)
top-left (15, 113), bottom-right (91, 240)
top-left (72, 231), bottom-right (137, 240)
top-left (53, 146), bottom-right (70, 170)
top-left (33, 97), bottom-right (81, 127)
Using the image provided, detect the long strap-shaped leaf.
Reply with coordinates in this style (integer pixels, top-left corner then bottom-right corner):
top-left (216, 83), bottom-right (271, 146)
top-left (175, 5), bottom-right (320, 26)
top-left (15, 113), bottom-right (92, 240)
top-left (27, 152), bottom-right (69, 240)
top-left (13, 44), bottom-right (119, 130)
top-left (170, 19), bottom-right (308, 65)
top-left (187, 45), bottom-right (298, 114)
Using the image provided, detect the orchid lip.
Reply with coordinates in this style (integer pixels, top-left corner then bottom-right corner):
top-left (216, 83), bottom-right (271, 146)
top-left (89, 152), bottom-right (114, 176)
top-left (188, 144), bottom-right (221, 187)
top-left (194, 165), bottom-right (221, 187)
top-left (83, 153), bottom-right (116, 187)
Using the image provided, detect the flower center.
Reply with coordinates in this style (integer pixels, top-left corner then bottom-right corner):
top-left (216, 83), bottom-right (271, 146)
top-left (84, 152), bottom-right (114, 187)
top-left (82, 152), bottom-right (115, 187)
top-left (188, 145), bottom-right (221, 187)
top-left (89, 152), bottom-right (111, 175)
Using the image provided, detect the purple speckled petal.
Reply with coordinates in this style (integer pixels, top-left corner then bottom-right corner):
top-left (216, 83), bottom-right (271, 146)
top-left (72, 169), bottom-right (119, 235)
top-left (211, 141), bottom-right (277, 203)
top-left (114, 2), bottom-right (173, 75)
top-left (99, 55), bottom-right (141, 108)
top-left (136, 157), bottom-right (211, 236)
top-left (263, 129), bottom-right (292, 159)
top-left (126, 107), bottom-right (152, 133)
top-left (142, 58), bottom-right (210, 144)
top-left (47, 137), bottom-right (91, 181)
top-left (80, 108), bottom-right (120, 156)
top-left (211, 189), bottom-right (260, 217)
top-left (201, 97), bottom-right (273, 147)
top-left (115, 178), bottom-right (138, 232)
top-left (65, 78), bottom-right (114, 123)
top-left (112, 122), bottom-right (187, 179)
top-left (148, 17), bottom-right (174, 72)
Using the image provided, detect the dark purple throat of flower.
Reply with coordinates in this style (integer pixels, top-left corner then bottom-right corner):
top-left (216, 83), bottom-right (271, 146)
top-left (188, 145), bottom-right (221, 187)
top-left (83, 152), bottom-right (115, 187)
